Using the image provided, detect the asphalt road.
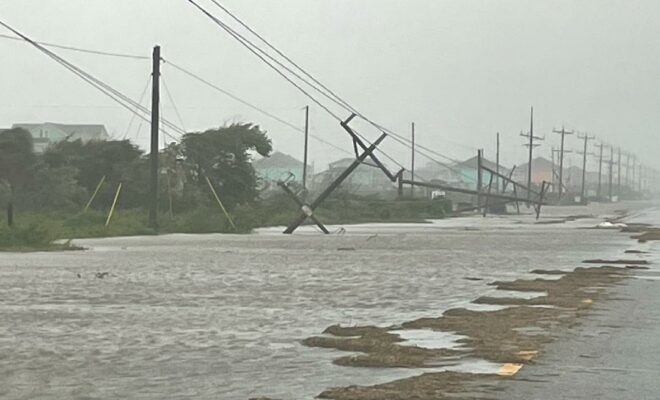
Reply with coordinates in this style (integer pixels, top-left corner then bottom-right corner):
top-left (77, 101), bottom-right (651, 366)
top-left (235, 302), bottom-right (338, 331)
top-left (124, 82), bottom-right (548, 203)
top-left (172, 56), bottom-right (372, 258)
top-left (499, 270), bottom-right (660, 400)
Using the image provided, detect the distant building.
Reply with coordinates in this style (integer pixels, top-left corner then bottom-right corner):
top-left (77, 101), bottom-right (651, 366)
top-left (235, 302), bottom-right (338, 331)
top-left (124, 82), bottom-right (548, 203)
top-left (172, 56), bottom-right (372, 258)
top-left (312, 157), bottom-right (395, 196)
top-left (253, 151), bottom-right (311, 187)
top-left (11, 122), bottom-right (109, 153)
top-left (452, 155), bottom-right (511, 190)
top-left (514, 157), bottom-right (554, 188)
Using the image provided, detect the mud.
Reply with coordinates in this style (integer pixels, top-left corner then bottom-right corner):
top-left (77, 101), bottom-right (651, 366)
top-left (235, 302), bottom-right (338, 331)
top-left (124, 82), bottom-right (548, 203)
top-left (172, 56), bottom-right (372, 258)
top-left (582, 259), bottom-right (649, 265)
top-left (632, 228), bottom-right (660, 242)
top-left (304, 265), bottom-right (633, 400)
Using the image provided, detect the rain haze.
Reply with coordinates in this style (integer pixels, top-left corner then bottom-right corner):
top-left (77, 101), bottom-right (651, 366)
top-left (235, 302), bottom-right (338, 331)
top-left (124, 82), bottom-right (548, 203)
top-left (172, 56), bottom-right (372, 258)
top-left (1, 0), bottom-right (659, 169)
top-left (1, 2), bottom-right (660, 400)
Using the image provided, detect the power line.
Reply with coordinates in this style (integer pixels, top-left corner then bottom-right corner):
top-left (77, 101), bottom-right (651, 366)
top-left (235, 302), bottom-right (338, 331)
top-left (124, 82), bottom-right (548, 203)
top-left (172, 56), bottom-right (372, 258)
top-left (205, 1), bottom-right (479, 162)
top-left (162, 59), bottom-right (354, 156)
top-left (0, 33), bottom-right (149, 60)
top-left (122, 76), bottom-right (151, 140)
top-left (161, 76), bottom-right (187, 133)
top-left (186, 0), bottom-right (477, 182)
top-left (0, 19), bottom-right (184, 142)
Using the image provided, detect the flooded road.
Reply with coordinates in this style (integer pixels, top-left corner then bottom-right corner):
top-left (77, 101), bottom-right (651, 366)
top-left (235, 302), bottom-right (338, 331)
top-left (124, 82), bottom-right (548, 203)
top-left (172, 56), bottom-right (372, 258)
top-left (0, 203), bottom-right (649, 399)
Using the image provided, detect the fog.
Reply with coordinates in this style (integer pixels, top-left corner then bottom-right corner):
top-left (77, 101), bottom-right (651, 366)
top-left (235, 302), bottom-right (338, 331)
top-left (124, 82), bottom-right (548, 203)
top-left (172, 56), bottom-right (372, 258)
top-left (1, 0), bottom-right (659, 170)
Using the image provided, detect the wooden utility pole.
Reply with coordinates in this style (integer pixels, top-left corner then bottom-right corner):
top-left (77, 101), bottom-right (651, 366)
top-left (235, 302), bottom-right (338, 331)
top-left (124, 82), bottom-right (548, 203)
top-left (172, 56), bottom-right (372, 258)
top-left (477, 149), bottom-right (483, 208)
top-left (625, 152), bottom-right (631, 190)
top-left (551, 146), bottom-right (556, 191)
top-left (148, 45), bottom-right (161, 229)
top-left (496, 132), bottom-right (500, 193)
top-left (520, 107), bottom-right (543, 201)
top-left (595, 142), bottom-right (605, 200)
top-left (607, 146), bottom-right (614, 202)
top-left (577, 133), bottom-right (595, 203)
top-left (302, 105), bottom-right (310, 192)
top-left (632, 155), bottom-right (637, 192)
top-left (616, 147), bottom-right (622, 197)
top-left (410, 122), bottom-right (415, 197)
top-left (553, 126), bottom-right (574, 202)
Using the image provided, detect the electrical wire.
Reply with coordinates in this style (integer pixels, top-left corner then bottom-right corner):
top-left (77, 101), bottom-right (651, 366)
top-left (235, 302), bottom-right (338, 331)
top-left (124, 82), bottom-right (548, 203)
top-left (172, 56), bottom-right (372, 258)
top-left (0, 19), bottom-right (184, 142)
top-left (162, 76), bottom-right (187, 133)
top-left (122, 76), bottom-right (151, 140)
top-left (162, 58), bottom-right (353, 156)
top-left (0, 32), bottom-right (149, 60)
top-left (187, 0), bottom-right (479, 183)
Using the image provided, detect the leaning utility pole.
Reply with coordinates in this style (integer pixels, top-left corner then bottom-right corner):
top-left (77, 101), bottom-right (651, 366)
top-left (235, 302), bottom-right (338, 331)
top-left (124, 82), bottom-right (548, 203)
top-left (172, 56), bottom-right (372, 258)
top-left (552, 126), bottom-right (574, 201)
top-left (148, 45), bottom-right (161, 229)
top-left (595, 142), bottom-right (605, 200)
top-left (302, 105), bottom-right (310, 192)
top-left (410, 122), bottom-right (415, 197)
top-left (520, 107), bottom-right (543, 201)
top-left (577, 133), bottom-right (595, 203)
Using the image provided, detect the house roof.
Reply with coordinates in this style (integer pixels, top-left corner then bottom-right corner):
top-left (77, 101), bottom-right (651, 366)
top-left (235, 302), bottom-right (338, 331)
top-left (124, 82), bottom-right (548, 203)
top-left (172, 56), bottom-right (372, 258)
top-left (253, 151), bottom-right (306, 169)
top-left (12, 122), bottom-right (109, 140)
top-left (454, 155), bottom-right (510, 173)
top-left (516, 157), bottom-right (554, 172)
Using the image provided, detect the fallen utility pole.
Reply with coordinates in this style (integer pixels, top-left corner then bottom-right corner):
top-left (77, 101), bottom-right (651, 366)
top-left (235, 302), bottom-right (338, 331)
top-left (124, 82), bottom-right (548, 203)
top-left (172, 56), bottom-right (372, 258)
top-left (552, 126), bottom-right (574, 202)
top-left (148, 45), bottom-right (161, 230)
top-left (577, 133), bottom-right (595, 203)
top-left (520, 107), bottom-right (544, 201)
top-left (282, 133), bottom-right (387, 234)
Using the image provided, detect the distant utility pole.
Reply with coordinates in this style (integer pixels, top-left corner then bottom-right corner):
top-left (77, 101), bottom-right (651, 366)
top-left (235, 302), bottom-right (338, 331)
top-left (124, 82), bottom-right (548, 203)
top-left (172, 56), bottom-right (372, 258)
top-left (148, 45), bottom-right (161, 230)
top-left (616, 147), bottom-right (622, 197)
top-left (625, 152), bottom-right (631, 190)
top-left (632, 155), bottom-right (637, 192)
top-left (302, 105), bottom-right (310, 192)
top-left (595, 142), bottom-right (605, 200)
top-left (553, 126), bottom-right (574, 201)
top-left (639, 163), bottom-right (643, 193)
top-left (410, 122), bottom-right (415, 197)
top-left (577, 133), bottom-right (595, 203)
top-left (608, 146), bottom-right (614, 202)
top-left (496, 132), bottom-right (500, 193)
top-left (520, 107), bottom-right (543, 200)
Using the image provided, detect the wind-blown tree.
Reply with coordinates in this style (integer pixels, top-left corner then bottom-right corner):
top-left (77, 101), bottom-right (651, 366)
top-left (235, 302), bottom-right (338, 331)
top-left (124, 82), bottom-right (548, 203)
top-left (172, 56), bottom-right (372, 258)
top-left (0, 128), bottom-right (36, 226)
top-left (43, 139), bottom-right (145, 209)
top-left (181, 123), bottom-right (272, 208)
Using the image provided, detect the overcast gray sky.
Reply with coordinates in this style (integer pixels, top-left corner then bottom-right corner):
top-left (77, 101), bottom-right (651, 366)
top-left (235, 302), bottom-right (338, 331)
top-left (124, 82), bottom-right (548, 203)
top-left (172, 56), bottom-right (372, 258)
top-left (1, 0), bottom-right (659, 172)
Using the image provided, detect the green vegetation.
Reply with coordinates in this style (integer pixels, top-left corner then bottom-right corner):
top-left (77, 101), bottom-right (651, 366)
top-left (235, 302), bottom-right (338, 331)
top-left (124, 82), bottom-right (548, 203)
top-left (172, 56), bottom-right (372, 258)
top-left (0, 123), bottom-right (451, 251)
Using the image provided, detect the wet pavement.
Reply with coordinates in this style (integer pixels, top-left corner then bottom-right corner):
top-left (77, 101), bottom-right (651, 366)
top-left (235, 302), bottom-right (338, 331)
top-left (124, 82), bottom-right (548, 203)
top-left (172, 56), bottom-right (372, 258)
top-left (497, 209), bottom-right (660, 400)
top-left (0, 201), bottom-right (654, 399)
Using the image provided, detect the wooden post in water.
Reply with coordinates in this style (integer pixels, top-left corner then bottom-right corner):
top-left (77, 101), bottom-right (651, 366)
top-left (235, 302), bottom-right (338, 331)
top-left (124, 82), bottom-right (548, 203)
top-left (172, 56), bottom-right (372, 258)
top-left (83, 175), bottom-right (106, 213)
top-left (106, 183), bottom-right (122, 227)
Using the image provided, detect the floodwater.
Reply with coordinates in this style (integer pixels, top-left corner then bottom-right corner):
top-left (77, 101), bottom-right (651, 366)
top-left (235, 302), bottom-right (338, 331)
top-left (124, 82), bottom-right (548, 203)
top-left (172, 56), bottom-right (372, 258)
top-left (0, 202), bottom-right (653, 399)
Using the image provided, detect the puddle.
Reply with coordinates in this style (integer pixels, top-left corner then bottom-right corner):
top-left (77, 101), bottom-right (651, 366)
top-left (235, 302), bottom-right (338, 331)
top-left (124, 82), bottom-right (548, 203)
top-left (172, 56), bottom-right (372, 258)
top-left (393, 329), bottom-right (467, 350)
top-left (489, 290), bottom-right (547, 300)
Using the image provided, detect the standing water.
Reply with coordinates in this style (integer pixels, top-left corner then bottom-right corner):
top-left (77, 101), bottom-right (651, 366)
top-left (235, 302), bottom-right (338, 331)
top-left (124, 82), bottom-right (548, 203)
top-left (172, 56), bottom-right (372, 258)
top-left (0, 203), bottom-right (647, 399)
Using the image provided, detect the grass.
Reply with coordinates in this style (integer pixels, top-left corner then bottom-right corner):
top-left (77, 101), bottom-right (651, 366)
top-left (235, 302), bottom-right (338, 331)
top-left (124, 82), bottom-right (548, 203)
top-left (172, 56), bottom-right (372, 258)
top-left (0, 196), bottom-right (452, 251)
